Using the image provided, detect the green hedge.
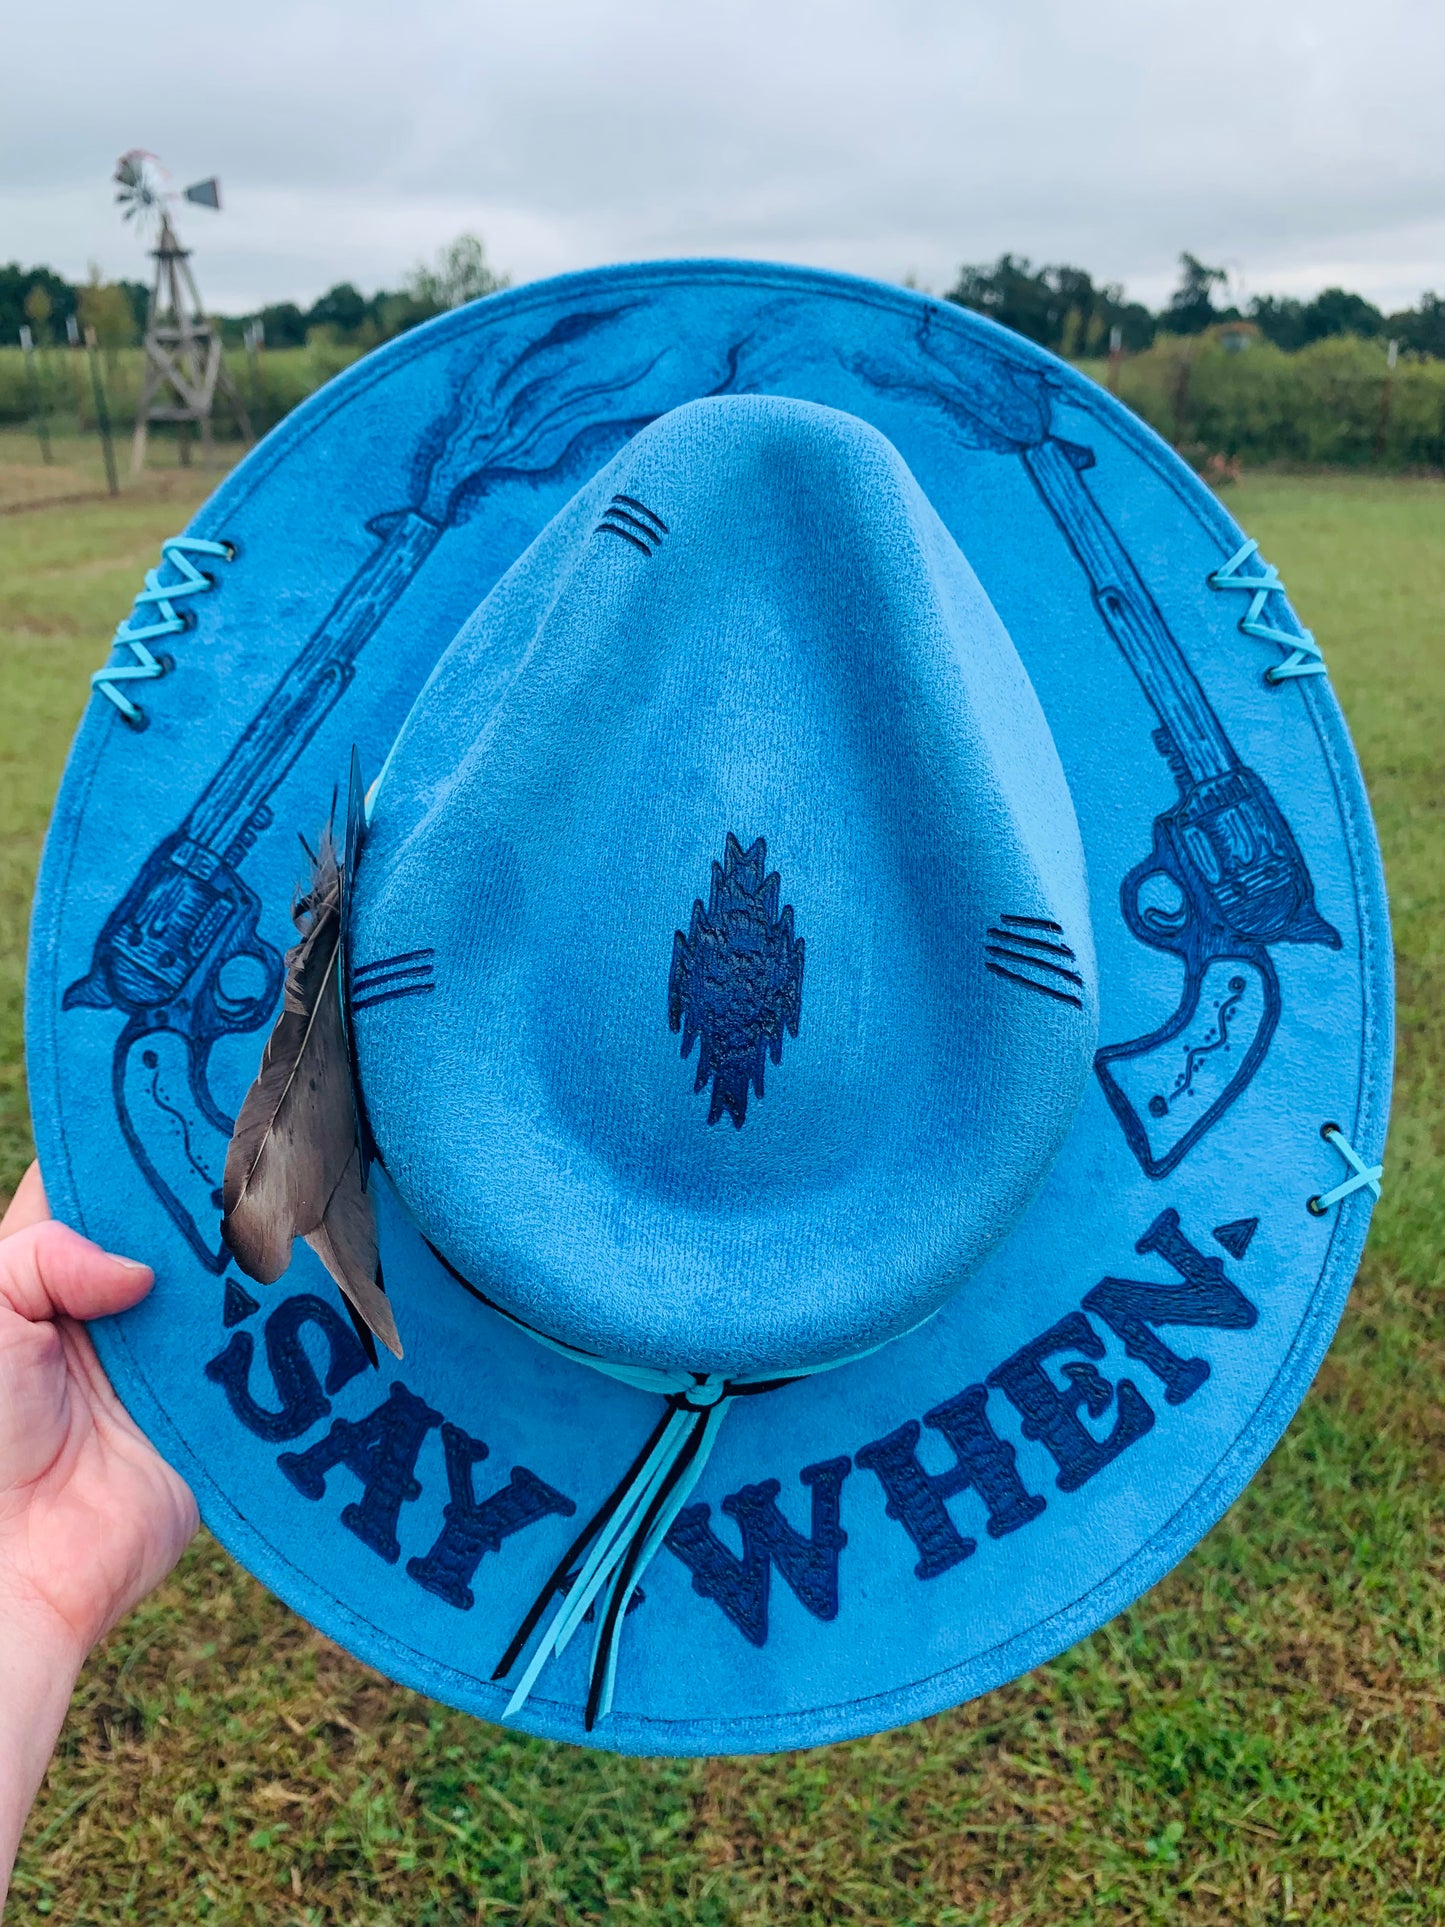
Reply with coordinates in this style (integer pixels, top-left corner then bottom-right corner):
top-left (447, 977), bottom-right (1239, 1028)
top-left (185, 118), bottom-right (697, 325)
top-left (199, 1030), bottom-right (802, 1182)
top-left (3, 331), bottom-right (1442, 471)
top-left (1081, 334), bottom-right (1445, 469)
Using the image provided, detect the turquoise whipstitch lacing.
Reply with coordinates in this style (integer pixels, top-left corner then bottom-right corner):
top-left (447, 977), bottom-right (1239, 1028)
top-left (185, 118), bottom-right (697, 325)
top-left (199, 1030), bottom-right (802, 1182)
top-left (1309, 1123), bottom-right (1384, 1216)
top-left (1208, 538), bottom-right (1327, 683)
top-left (92, 535), bottom-right (234, 726)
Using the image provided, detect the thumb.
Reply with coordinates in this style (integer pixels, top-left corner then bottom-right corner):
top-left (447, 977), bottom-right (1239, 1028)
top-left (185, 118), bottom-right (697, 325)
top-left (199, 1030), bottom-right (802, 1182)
top-left (0, 1220), bottom-right (155, 1325)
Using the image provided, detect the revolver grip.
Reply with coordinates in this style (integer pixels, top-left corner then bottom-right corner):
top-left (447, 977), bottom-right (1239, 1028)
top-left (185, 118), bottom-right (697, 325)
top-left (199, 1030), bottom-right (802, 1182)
top-left (103, 904), bottom-right (284, 1268)
top-left (1102, 792), bottom-right (1286, 1177)
top-left (1095, 949), bottom-right (1279, 1180)
top-left (114, 1016), bottom-right (233, 1271)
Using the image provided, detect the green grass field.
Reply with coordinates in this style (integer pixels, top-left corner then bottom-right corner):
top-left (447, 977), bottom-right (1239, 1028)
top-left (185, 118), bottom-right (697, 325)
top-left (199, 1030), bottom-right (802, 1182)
top-left (2, 468), bottom-right (1442, 1925)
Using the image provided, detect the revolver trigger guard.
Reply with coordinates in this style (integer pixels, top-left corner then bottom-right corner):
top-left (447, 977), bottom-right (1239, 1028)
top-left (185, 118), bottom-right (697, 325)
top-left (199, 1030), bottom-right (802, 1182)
top-left (1119, 855), bottom-right (1188, 949)
top-left (207, 935), bottom-right (285, 1032)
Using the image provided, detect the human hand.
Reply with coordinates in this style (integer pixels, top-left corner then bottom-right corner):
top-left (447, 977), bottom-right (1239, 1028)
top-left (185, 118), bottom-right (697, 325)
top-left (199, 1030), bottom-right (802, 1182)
top-left (0, 1163), bottom-right (196, 1906)
top-left (0, 1162), bottom-right (197, 1658)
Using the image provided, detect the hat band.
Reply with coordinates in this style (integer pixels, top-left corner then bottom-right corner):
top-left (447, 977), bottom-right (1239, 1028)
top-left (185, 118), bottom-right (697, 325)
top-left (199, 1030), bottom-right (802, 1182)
top-left (344, 772), bottom-right (845, 1723)
top-left (425, 1239), bottom-right (899, 1729)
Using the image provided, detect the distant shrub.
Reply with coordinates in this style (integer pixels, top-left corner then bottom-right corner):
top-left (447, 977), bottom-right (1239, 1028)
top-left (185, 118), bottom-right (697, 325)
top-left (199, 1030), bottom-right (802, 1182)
top-left (1103, 334), bottom-right (1445, 470)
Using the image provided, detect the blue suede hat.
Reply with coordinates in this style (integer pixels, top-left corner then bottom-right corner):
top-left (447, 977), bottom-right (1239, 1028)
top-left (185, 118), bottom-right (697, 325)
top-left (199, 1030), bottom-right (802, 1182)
top-left (29, 262), bottom-right (1391, 1754)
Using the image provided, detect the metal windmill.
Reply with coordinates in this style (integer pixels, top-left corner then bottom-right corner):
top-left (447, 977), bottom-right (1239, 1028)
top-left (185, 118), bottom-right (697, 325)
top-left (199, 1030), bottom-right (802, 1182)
top-left (115, 151), bottom-right (252, 471)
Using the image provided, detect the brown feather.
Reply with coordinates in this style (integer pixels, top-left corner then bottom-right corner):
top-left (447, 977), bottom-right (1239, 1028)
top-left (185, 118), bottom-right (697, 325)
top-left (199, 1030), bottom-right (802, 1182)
top-left (307, 1146), bottom-right (401, 1359)
top-left (221, 828), bottom-right (402, 1359)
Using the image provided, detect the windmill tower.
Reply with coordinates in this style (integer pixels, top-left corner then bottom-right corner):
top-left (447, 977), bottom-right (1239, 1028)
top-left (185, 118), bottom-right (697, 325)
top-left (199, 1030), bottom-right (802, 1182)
top-left (115, 151), bottom-right (253, 472)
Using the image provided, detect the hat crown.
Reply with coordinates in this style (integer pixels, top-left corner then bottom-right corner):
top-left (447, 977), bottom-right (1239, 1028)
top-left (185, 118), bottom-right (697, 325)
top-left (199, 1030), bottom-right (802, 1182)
top-left (352, 395), bottom-right (1097, 1374)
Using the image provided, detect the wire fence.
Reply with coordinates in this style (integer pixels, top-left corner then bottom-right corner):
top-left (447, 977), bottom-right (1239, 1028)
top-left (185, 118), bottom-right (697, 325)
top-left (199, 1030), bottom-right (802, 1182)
top-left (0, 338), bottom-right (363, 501)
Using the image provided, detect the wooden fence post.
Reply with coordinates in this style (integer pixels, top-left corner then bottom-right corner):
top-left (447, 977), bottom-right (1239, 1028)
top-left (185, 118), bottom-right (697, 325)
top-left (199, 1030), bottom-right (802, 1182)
top-left (84, 326), bottom-right (120, 497)
top-left (19, 325), bottom-right (53, 465)
top-left (1374, 338), bottom-right (1399, 462)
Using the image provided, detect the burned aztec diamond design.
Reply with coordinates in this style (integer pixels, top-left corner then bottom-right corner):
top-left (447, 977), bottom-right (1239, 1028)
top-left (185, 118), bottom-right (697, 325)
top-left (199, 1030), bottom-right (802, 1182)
top-left (667, 834), bottom-right (805, 1128)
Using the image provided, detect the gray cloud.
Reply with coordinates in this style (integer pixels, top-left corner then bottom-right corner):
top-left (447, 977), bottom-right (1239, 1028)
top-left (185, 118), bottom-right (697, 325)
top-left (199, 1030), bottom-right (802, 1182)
top-left (3, 0), bottom-right (1441, 314)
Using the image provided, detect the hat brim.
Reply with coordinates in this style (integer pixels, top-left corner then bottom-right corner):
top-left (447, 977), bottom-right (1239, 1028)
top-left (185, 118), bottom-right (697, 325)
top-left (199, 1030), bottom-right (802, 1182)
top-left (28, 261), bottom-right (1391, 1754)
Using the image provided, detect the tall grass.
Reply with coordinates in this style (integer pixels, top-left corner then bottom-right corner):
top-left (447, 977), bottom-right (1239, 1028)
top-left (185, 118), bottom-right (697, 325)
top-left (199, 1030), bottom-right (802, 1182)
top-left (0, 341), bottom-right (362, 441)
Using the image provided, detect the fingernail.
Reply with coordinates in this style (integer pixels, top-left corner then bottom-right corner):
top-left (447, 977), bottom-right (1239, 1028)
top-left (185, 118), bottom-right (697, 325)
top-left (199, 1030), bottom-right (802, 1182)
top-left (106, 1253), bottom-right (152, 1273)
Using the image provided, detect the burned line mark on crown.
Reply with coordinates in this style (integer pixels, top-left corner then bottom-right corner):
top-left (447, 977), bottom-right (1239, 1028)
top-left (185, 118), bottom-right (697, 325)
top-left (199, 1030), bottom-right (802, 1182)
top-left (986, 914), bottom-right (1084, 1010)
top-left (351, 948), bottom-right (436, 1012)
top-left (595, 494), bottom-right (668, 557)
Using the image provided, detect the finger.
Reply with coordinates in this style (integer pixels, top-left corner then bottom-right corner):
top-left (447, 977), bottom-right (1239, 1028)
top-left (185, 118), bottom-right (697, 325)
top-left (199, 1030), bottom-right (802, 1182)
top-left (0, 1162), bottom-right (49, 1239)
top-left (0, 1220), bottom-right (155, 1324)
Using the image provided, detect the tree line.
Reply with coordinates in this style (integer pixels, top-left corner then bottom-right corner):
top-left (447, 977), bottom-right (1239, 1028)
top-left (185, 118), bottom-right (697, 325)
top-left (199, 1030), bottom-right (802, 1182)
top-left (3, 239), bottom-right (1442, 361)
top-left (0, 235), bottom-right (508, 351)
top-left (945, 251), bottom-right (1445, 359)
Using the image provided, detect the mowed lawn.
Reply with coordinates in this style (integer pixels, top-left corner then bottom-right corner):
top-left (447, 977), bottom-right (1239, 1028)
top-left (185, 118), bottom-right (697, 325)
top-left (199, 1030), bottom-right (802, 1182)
top-left (2, 467), bottom-right (1442, 1926)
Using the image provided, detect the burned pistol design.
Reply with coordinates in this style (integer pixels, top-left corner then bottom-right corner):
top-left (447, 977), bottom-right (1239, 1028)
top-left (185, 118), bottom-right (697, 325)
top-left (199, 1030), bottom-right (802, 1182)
top-left (1019, 437), bottom-right (1340, 1177)
top-left (65, 305), bottom-right (756, 1266)
top-left (846, 322), bottom-right (1340, 1176)
top-left (65, 506), bottom-right (446, 1267)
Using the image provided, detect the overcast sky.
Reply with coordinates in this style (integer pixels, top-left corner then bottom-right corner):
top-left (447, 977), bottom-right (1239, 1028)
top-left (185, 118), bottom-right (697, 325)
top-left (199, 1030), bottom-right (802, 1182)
top-left (4, 0), bottom-right (1441, 317)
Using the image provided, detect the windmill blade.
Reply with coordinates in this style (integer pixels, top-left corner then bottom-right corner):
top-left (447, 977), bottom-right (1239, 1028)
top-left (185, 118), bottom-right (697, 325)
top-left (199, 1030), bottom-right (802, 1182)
top-left (113, 151), bottom-right (167, 230)
top-left (184, 177), bottom-right (221, 211)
